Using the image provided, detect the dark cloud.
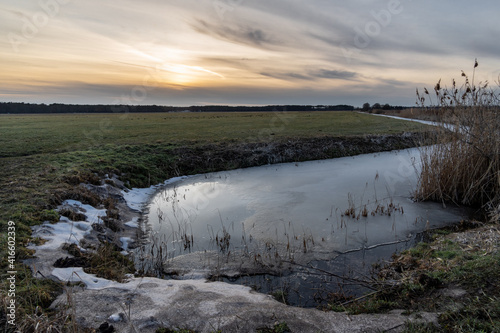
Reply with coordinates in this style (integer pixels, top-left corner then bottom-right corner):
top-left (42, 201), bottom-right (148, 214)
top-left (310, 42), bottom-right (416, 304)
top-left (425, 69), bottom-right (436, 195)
top-left (246, 29), bottom-right (267, 46)
top-left (260, 72), bottom-right (313, 81)
top-left (191, 19), bottom-right (276, 49)
top-left (261, 69), bottom-right (358, 81)
top-left (377, 78), bottom-right (412, 87)
top-left (308, 32), bottom-right (344, 48)
top-left (0, 77), bottom-right (417, 107)
top-left (312, 69), bottom-right (358, 80)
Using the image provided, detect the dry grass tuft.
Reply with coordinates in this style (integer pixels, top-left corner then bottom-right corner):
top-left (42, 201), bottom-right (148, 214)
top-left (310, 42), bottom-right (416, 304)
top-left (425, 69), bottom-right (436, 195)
top-left (415, 60), bottom-right (500, 221)
top-left (16, 306), bottom-right (71, 333)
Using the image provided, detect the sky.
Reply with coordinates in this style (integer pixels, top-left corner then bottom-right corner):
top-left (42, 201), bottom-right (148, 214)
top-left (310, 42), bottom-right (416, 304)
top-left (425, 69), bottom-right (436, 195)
top-left (1, 0), bottom-right (499, 107)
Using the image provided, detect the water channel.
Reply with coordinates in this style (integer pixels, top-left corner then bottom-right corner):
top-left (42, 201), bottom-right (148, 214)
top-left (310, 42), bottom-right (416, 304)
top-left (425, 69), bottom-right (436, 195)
top-left (136, 147), bottom-right (468, 307)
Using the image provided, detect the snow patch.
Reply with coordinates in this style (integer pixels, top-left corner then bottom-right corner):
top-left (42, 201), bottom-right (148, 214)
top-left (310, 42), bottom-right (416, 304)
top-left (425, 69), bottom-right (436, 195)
top-left (121, 187), bottom-right (158, 211)
top-left (60, 199), bottom-right (107, 224)
top-left (52, 267), bottom-right (115, 289)
top-left (124, 217), bottom-right (139, 228)
top-left (121, 176), bottom-right (187, 212)
top-left (32, 198), bottom-right (106, 251)
top-left (108, 313), bottom-right (125, 323)
top-left (32, 219), bottom-right (89, 250)
top-left (32, 178), bottom-right (196, 290)
top-left (30, 200), bottom-right (106, 256)
top-left (120, 237), bottom-right (132, 251)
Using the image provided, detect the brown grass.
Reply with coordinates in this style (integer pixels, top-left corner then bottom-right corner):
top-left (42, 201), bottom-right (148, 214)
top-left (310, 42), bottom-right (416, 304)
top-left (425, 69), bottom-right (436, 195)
top-left (415, 60), bottom-right (500, 221)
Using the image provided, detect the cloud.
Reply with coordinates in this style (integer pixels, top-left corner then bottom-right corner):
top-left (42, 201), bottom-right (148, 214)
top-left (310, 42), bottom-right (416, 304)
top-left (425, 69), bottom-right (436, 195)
top-left (260, 72), bottom-right (312, 81)
top-left (261, 69), bottom-right (358, 82)
top-left (308, 33), bottom-right (344, 49)
top-left (0, 76), bottom-right (415, 107)
top-left (191, 19), bottom-right (277, 49)
top-left (312, 69), bottom-right (358, 80)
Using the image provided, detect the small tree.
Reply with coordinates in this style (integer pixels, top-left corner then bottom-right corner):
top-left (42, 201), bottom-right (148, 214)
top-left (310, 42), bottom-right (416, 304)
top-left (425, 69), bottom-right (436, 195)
top-left (362, 103), bottom-right (371, 111)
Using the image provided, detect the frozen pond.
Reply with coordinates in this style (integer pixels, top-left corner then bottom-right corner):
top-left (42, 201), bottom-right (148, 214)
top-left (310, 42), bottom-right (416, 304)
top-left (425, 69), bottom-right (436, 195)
top-left (137, 147), bottom-right (468, 306)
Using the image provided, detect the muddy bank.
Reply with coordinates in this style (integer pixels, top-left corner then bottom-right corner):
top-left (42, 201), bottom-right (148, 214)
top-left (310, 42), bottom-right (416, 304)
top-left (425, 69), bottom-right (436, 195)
top-left (168, 133), bottom-right (425, 176)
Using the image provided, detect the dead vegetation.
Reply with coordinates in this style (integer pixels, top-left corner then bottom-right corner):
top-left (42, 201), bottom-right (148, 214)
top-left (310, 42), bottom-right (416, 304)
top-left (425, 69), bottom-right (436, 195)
top-left (414, 60), bottom-right (500, 222)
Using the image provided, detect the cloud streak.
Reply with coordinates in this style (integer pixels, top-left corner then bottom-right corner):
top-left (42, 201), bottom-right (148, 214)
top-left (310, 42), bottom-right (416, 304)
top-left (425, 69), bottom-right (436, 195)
top-left (261, 69), bottom-right (358, 82)
top-left (191, 19), bottom-right (277, 49)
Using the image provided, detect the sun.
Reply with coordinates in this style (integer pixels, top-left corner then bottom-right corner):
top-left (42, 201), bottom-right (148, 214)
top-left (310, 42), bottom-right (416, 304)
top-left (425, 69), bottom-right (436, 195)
top-left (159, 63), bottom-right (225, 85)
top-left (123, 47), bottom-right (225, 86)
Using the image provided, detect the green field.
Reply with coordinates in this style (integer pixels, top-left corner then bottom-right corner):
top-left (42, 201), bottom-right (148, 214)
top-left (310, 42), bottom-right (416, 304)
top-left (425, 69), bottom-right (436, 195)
top-left (0, 111), bottom-right (425, 157)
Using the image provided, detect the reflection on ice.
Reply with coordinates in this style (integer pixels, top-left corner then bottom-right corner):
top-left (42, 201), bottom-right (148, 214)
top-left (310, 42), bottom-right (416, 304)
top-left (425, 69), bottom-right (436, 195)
top-left (143, 148), bottom-right (464, 258)
top-left (136, 147), bottom-right (468, 306)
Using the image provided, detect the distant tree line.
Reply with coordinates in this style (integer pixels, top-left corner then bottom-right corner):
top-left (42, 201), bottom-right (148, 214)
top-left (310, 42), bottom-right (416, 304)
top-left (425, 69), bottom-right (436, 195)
top-left (361, 102), bottom-right (407, 112)
top-left (0, 102), bottom-right (356, 114)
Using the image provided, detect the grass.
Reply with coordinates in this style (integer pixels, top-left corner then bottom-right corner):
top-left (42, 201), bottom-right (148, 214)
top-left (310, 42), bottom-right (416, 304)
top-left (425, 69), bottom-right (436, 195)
top-left (83, 242), bottom-right (136, 282)
top-left (329, 224), bottom-right (500, 331)
top-left (0, 110), bottom-right (428, 330)
top-left (0, 111), bottom-right (425, 158)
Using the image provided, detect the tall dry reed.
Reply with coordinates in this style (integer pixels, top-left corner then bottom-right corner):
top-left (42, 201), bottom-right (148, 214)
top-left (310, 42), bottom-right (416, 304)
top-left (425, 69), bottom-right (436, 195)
top-left (415, 60), bottom-right (500, 221)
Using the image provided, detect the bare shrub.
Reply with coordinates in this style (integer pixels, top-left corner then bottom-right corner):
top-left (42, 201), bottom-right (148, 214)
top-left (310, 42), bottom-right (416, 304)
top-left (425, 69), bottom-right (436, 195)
top-left (415, 60), bottom-right (500, 222)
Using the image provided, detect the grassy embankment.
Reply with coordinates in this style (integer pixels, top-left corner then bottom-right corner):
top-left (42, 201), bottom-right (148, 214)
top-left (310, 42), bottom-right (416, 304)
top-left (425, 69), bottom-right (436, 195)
top-left (0, 111), bottom-right (427, 330)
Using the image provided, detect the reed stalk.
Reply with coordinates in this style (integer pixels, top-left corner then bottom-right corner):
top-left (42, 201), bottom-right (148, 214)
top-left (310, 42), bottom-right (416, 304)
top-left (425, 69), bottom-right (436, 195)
top-left (415, 60), bottom-right (500, 221)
